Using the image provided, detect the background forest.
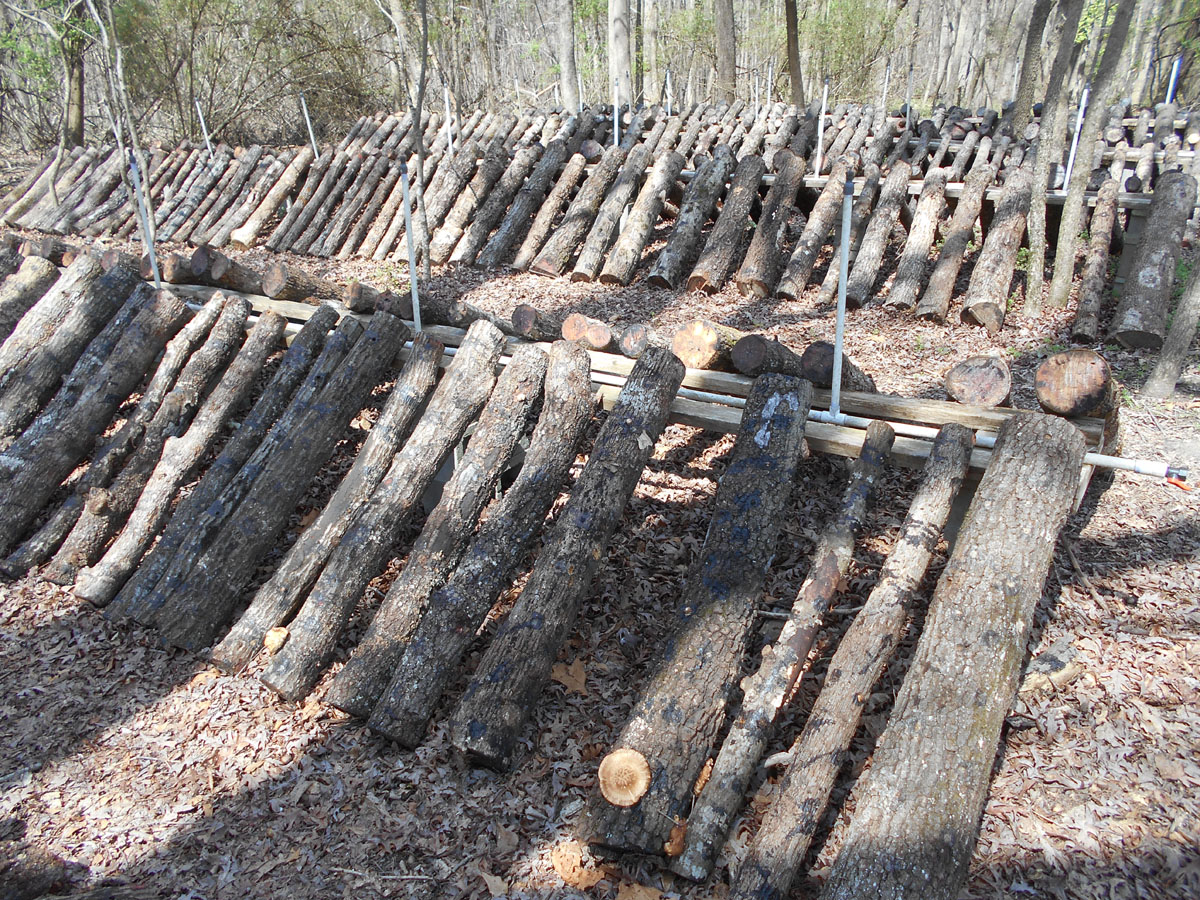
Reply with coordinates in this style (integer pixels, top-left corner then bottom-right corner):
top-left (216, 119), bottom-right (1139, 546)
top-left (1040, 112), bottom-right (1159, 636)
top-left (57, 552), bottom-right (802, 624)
top-left (0, 0), bottom-right (1197, 153)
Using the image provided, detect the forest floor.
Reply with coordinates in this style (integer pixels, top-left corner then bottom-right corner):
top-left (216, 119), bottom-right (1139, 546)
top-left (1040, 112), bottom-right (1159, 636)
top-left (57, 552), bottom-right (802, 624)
top-left (1, 192), bottom-right (1198, 900)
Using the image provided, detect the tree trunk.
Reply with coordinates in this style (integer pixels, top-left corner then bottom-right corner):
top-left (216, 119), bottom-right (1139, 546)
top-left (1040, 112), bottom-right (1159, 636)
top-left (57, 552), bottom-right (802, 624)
top-left (1034, 349), bottom-right (1113, 418)
top-left (817, 415), bottom-right (1083, 900)
top-left (672, 421), bottom-right (896, 881)
top-left (587, 374), bottom-right (814, 856)
top-left (845, 161), bottom-right (912, 308)
top-left (715, 0), bottom-right (736, 103)
top-left (961, 163), bottom-right (1033, 334)
top-left (886, 167), bottom-right (948, 310)
top-left (672, 319), bottom-right (747, 370)
top-left (944, 355), bottom-right (1012, 407)
top-left (428, 139), bottom-right (509, 264)
top-left (0, 287), bottom-right (189, 556)
top-left (262, 262), bottom-right (343, 304)
top-left (1070, 177), bottom-right (1119, 344)
top-left (734, 149), bottom-right (807, 298)
top-left (513, 152), bottom-right (589, 270)
top-left (571, 143), bottom-right (653, 281)
top-left (0, 256), bottom-right (60, 345)
top-left (479, 139), bottom-right (569, 268)
top-left (562, 313), bottom-right (618, 352)
top-left (453, 144), bottom-right (543, 264)
top-left (557, 0), bottom-right (580, 112)
top-left (1006, 0), bottom-right (1054, 139)
top-left (686, 155), bottom-right (765, 294)
top-left (776, 157), bottom-right (854, 301)
top-left (210, 333), bottom-right (442, 673)
top-left (1109, 171), bottom-right (1197, 349)
top-left (449, 347), bottom-right (685, 770)
top-left (530, 144), bottom-right (628, 276)
top-left (610, 0), bottom-right (633, 108)
top-left (1143, 262), bottom-right (1200, 398)
top-left (600, 150), bottom-right (687, 285)
top-left (253, 321), bottom-right (507, 698)
top-left (731, 425), bottom-right (973, 900)
top-left (798, 340), bottom-right (876, 392)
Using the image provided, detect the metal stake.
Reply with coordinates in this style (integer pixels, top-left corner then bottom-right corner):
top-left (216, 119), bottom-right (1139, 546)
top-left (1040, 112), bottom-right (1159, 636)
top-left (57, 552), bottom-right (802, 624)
top-left (194, 100), bottom-right (214, 159)
top-left (1064, 84), bottom-right (1089, 189)
top-left (831, 170), bottom-right (853, 419)
top-left (129, 150), bottom-right (160, 290)
top-left (399, 162), bottom-right (422, 332)
top-left (815, 78), bottom-right (829, 174)
top-left (1166, 57), bottom-right (1181, 104)
top-left (299, 92), bottom-right (319, 157)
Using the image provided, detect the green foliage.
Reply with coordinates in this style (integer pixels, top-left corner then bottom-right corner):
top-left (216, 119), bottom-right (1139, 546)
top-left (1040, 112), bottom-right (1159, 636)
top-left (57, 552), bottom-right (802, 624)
top-left (800, 0), bottom-right (899, 99)
top-left (1015, 247), bottom-right (1032, 272)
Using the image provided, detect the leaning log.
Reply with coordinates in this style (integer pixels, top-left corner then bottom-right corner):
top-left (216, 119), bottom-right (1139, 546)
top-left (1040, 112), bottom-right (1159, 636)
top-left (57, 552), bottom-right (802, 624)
top-left (685, 155), bottom-right (766, 294)
top-left (886, 167), bottom-right (948, 310)
top-left (453, 144), bottom-right (543, 265)
top-left (1143, 262), bottom-right (1200, 398)
top-left (290, 152), bottom-right (367, 255)
top-left (448, 347), bottom-right (685, 770)
top-left (262, 261), bottom-right (343, 304)
top-left (960, 164), bottom-right (1033, 334)
top-left (672, 421), bottom-right (896, 881)
top-left (1071, 177), bottom-right (1119, 344)
top-left (189, 145), bottom-right (266, 245)
top-left (586, 375), bottom-right (814, 856)
top-left (265, 147), bottom-right (334, 252)
top-left (671, 319), bottom-right (747, 370)
top-left (776, 156), bottom-right (854, 301)
top-left (0, 255), bottom-right (60, 345)
top-left (229, 145), bottom-right (316, 249)
top-left (571, 143), bottom-right (653, 282)
top-left (646, 147), bottom-right (735, 290)
top-left (529, 144), bottom-right (628, 277)
top-left (478, 139), bottom-right (568, 268)
top-left (731, 425), bottom-right (973, 900)
top-left (816, 415), bottom-right (1083, 900)
top-left (816, 163), bottom-right (882, 306)
top-left (562, 313), bottom-right (617, 352)
top-left (427, 138), bottom-right (509, 264)
top-left (844, 161), bottom-right (912, 308)
top-left (512, 151), bottom-right (589, 270)
top-left (944, 355), bottom-right (1012, 407)
top-left (734, 149), bottom-right (808, 298)
top-left (600, 150), bottom-right (687, 285)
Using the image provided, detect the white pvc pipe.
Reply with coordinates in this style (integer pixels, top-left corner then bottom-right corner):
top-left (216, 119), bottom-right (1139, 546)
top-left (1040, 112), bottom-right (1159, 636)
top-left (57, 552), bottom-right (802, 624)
top-left (1064, 85), bottom-right (1089, 188)
top-left (613, 79), bottom-right (619, 147)
top-left (194, 101), bottom-right (214, 159)
top-left (816, 78), bottom-right (829, 174)
top-left (831, 170), bottom-right (853, 418)
top-left (399, 162), bottom-right (421, 332)
top-left (299, 93), bottom-right (320, 157)
top-left (1166, 57), bottom-right (1182, 104)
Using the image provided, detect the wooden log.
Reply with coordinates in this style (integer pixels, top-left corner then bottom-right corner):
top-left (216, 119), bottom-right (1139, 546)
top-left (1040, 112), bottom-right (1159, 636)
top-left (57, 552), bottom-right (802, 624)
top-left (0, 260), bottom-right (137, 447)
top-left (452, 144), bottom-right (543, 265)
top-left (46, 296), bottom-right (251, 586)
top-left (671, 420), bottom-right (896, 881)
top-left (775, 156), bottom-right (854, 301)
top-left (107, 306), bottom-right (343, 623)
top-left (671, 319), bottom-right (747, 370)
top-left (529, 144), bottom-right (627, 277)
top-left (961, 164), bottom-right (1033, 334)
top-left (914, 151), bottom-right (997, 322)
top-left (0, 154), bottom-right (54, 222)
top-left (686, 155), bottom-right (766, 294)
top-left (228, 145), bottom-right (315, 249)
top-left (945, 130), bottom-right (982, 183)
top-left (142, 252), bottom-right (193, 284)
top-left (255, 321), bottom-right (507, 698)
top-left (730, 334), bottom-right (806, 378)
top-left (646, 147), bottom-right (735, 290)
top-left (166, 146), bottom-right (243, 244)
top-left (157, 149), bottom-right (232, 242)
top-left (511, 304), bottom-right (561, 342)
top-left (1143, 260), bottom-right (1200, 398)
top-left (844, 161), bottom-right (912, 308)
top-left (816, 415), bottom-right (1083, 900)
top-left (944, 355), bottom-right (1012, 407)
top-left (13, 146), bottom-right (98, 228)
top-left (337, 159), bottom-right (404, 260)
top-left (2, 147), bottom-right (83, 226)
top-left (264, 147), bottom-right (334, 251)
top-left (562, 312), bottom-right (617, 352)
top-left (886, 167), bottom-right (948, 310)
top-left (98, 249), bottom-right (138, 274)
top-left (345, 280), bottom-right (413, 318)
top-left (512, 151), bottom-right (589, 270)
top-left (618, 323), bottom-right (671, 359)
top-left (1109, 170), bottom-right (1197, 349)
top-left (273, 148), bottom-right (352, 251)
top-left (734, 149), bottom-right (808, 297)
top-left (1070, 174), bottom-right (1118, 342)
top-left (149, 310), bottom-right (409, 649)
top-left (797, 340), bottom-right (876, 391)
top-left (49, 151), bottom-right (126, 234)
top-left (425, 139), bottom-right (509, 264)
top-left (571, 143), bottom-right (653, 281)
top-left (0, 287), bottom-right (189, 556)
top-left (0, 255), bottom-right (59, 345)
top-left (19, 236), bottom-right (77, 266)
top-left (597, 150), bottom-right (687, 285)
top-left (0, 243), bottom-right (20, 281)
top-left (209, 333), bottom-right (441, 672)
top-left (448, 346), bottom-right (685, 769)
top-left (188, 145), bottom-right (265, 245)
top-left (190, 246), bottom-right (264, 296)
top-left (292, 152), bottom-right (367, 255)
top-left (209, 150), bottom-right (297, 248)
top-left (262, 261), bottom-right (342, 304)
top-left (479, 139), bottom-right (568, 268)
top-left (816, 163), bottom-right (882, 306)
top-left (314, 152), bottom-right (395, 259)
top-left (362, 341), bottom-right (593, 745)
top-left (1034, 349), bottom-right (1113, 418)
top-left (586, 374), bottom-right (814, 855)
top-left (730, 425), bottom-right (973, 900)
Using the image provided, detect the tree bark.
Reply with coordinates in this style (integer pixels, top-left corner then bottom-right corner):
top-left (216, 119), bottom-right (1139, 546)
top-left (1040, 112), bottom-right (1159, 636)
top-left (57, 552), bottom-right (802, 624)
top-left (961, 164), bottom-right (1033, 334)
top-left (479, 139), bottom-right (569, 268)
top-left (453, 144), bottom-right (543, 265)
top-left (815, 162), bottom-right (882, 307)
top-left (731, 425), bottom-right (973, 900)
top-left (254, 321), bottom-right (507, 699)
top-left (600, 150), bottom-right (687, 285)
top-left (190, 246), bottom-right (264, 297)
top-left (798, 340), bottom-right (876, 392)
top-left (672, 421), bottom-right (896, 881)
top-left (686, 155), bottom-right (765, 294)
top-left (262, 262), bottom-right (343, 304)
top-left (817, 414), bottom-right (1083, 900)
top-left (530, 145), bottom-right (627, 276)
top-left (227, 145), bottom-right (316, 249)
top-left (562, 313), bottom-right (617, 352)
top-left (1070, 177), bottom-right (1119, 344)
top-left (944, 355), bottom-right (1012, 407)
top-left (587, 374), bottom-right (814, 856)
top-left (776, 157), bottom-right (854, 301)
top-left (845, 161), bottom-right (912, 308)
top-left (731, 334), bottom-right (807, 378)
top-left (265, 148), bottom-right (334, 251)
top-left (0, 256), bottom-right (60, 345)
top-left (512, 304), bottom-right (562, 342)
top-left (672, 319), bottom-right (747, 370)
top-left (1143, 262), bottom-right (1200, 398)
top-left (425, 138), bottom-right (508, 264)
top-left (715, 0), bottom-right (736, 103)
top-left (189, 146), bottom-right (266, 246)
top-left (157, 150), bottom-right (232, 242)
top-left (734, 149), bottom-right (807, 298)
top-left (571, 142), bottom-right (653, 281)
top-left (647, 146), bottom-right (735, 290)
top-left (513, 152), bottom-right (589, 271)
top-left (210, 332), bottom-right (440, 672)
top-left (449, 347), bottom-right (685, 770)
top-left (293, 153), bottom-right (368, 255)
top-left (886, 167), bottom-right (948, 310)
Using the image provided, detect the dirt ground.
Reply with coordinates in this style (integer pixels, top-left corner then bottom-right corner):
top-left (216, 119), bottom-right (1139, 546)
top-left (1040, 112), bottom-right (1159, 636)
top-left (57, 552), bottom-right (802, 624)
top-left (1, 202), bottom-right (1198, 900)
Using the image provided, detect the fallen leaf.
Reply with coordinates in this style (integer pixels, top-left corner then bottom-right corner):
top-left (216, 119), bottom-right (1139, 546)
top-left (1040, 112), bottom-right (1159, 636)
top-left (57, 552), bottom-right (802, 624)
top-left (494, 824), bottom-right (519, 856)
top-left (551, 839), bottom-right (603, 889)
top-left (616, 884), bottom-right (662, 900)
top-left (264, 627), bottom-right (289, 654)
top-left (480, 867), bottom-right (508, 897)
top-left (298, 508), bottom-right (320, 528)
top-left (551, 657), bottom-right (588, 695)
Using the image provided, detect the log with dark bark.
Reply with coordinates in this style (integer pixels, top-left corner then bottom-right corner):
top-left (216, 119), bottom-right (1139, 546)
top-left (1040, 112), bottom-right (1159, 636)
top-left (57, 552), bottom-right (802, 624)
top-left (19, 236), bottom-right (77, 266)
top-left (1109, 170), bottom-right (1197, 349)
top-left (0, 255), bottom-right (59, 345)
top-left (262, 261), bottom-right (343, 304)
top-left (156, 149), bottom-right (232, 242)
top-left (1034, 349), bottom-right (1113, 418)
top-left (265, 148), bottom-right (334, 252)
top-left (314, 151), bottom-right (396, 258)
top-left (255, 321), bottom-right (506, 699)
top-left (364, 341), bottom-right (593, 746)
top-left (571, 143), bottom-right (654, 282)
top-left (586, 374), bottom-right (814, 856)
top-left (190, 245), bottom-right (264, 296)
top-left (479, 139), bottom-right (568, 268)
top-left (0, 287), bottom-right (189, 556)
top-left (210, 333), bottom-right (441, 672)
top-left (337, 159), bottom-right (404, 260)
top-left (944, 355), bottom-right (1012, 407)
top-left (816, 415), bottom-right (1083, 900)
top-left (511, 304), bottom-right (561, 342)
top-left (148, 310), bottom-right (408, 649)
top-left (600, 150), bottom-right (687, 285)
top-left (776, 157), bottom-right (854, 301)
top-left (562, 313), bottom-right (617, 352)
top-left (671, 319), bottom-right (747, 370)
top-left (143, 252), bottom-right (194, 284)
top-left (345, 281), bottom-right (413, 318)
top-left (886, 167), bottom-right (948, 310)
top-left (798, 340), bottom-right (877, 392)
top-left (843, 161), bottom-right (911, 307)
top-left (734, 149), bottom-right (808, 298)
top-left (646, 147), bottom-right (735, 290)
top-left (427, 139), bottom-right (509, 264)
top-left (453, 144), bottom-right (544, 265)
top-left (512, 152), bottom-right (589, 270)
top-left (816, 163), bottom-right (882, 307)
top-left (106, 306), bottom-right (343, 624)
top-left (228, 145), bottom-right (316, 249)
top-left (731, 425), bottom-right (973, 900)
top-left (99, 249), bottom-right (139, 274)
top-left (1069, 177), bottom-right (1120, 344)
top-left (290, 153), bottom-right (367, 255)
top-left (448, 347), bottom-right (685, 770)
top-left (0, 243), bottom-right (21, 280)
top-left (960, 164), bottom-right (1033, 334)
top-left (188, 146), bottom-right (266, 245)
top-left (529, 145), bottom-right (628, 277)
top-left (685, 155), bottom-right (765, 294)
top-left (730, 334), bottom-right (807, 378)
top-left (672, 421), bottom-right (896, 881)
top-left (618, 323), bottom-right (671, 359)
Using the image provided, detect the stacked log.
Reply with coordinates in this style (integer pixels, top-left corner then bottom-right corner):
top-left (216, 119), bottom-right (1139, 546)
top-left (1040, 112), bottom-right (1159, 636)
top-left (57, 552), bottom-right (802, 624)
top-left (734, 149), bottom-right (807, 297)
top-left (530, 145), bottom-right (627, 277)
top-left (647, 147), bottom-right (735, 290)
top-left (960, 163), bottom-right (1033, 334)
top-left (886, 167), bottom-right (949, 310)
top-left (686, 155), bottom-right (766, 293)
top-left (776, 156), bottom-right (854, 301)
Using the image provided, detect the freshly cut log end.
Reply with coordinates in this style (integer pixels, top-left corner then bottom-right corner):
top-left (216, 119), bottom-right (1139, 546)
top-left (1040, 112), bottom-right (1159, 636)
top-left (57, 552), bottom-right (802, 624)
top-left (1034, 349), bottom-right (1113, 418)
top-left (512, 304), bottom-right (561, 342)
top-left (730, 334), bottom-right (804, 378)
top-left (598, 749), bottom-right (652, 807)
top-left (671, 319), bottom-right (745, 370)
top-left (944, 356), bottom-right (1012, 408)
top-left (561, 313), bottom-right (616, 352)
top-left (618, 323), bottom-right (668, 359)
top-left (798, 340), bottom-right (877, 392)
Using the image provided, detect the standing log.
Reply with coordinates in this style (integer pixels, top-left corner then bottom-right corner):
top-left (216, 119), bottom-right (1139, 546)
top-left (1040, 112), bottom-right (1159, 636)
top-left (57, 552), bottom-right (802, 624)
top-left (844, 161), bottom-right (912, 308)
top-left (1071, 177), bottom-right (1120, 344)
top-left (512, 152), bottom-right (589, 270)
top-left (734, 149), bottom-right (808, 297)
top-left (731, 425), bottom-right (974, 900)
top-left (209, 333), bottom-right (442, 672)
top-left (776, 157), bottom-right (854, 301)
top-left (0, 288), bottom-right (189, 556)
top-left (479, 139), bottom-right (569, 268)
top-left (886, 167), bottom-right (948, 310)
top-left (148, 310), bottom-right (409, 649)
top-left (512, 304), bottom-right (561, 342)
top-left (571, 143), bottom-right (654, 281)
top-left (452, 144), bottom-right (544, 265)
top-left (0, 256), bottom-right (60, 345)
top-left (672, 319), bottom-right (747, 370)
top-left (107, 305), bottom-right (343, 624)
top-left (562, 313), bottom-right (617, 352)
top-left (190, 246), bottom-right (264, 296)
top-left (816, 415), bottom-right (1083, 900)
top-left (798, 340), bottom-right (877, 391)
top-left (647, 147), bottom-right (735, 290)
top-left (450, 350), bottom-right (685, 771)
top-left (586, 375), bottom-right (814, 856)
top-left (1034, 349), bottom-right (1113, 418)
top-left (1109, 170), bottom-right (1197, 349)
top-left (672, 421), bottom-right (896, 881)
top-left (686, 155), bottom-right (766, 294)
top-left (319, 345), bottom-right (549, 713)
top-left (618, 323), bottom-right (671, 359)
top-left (529, 144), bottom-right (628, 277)
top-left (262, 262), bottom-right (343, 304)
top-left (961, 164), bottom-right (1033, 334)
top-left (944, 355), bottom-right (1012, 407)
top-left (228, 145), bottom-right (315, 249)
top-left (599, 150), bottom-right (687, 285)
top-left (253, 321), bottom-right (507, 697)
top-left (363, 341), bottom-right (593, 746)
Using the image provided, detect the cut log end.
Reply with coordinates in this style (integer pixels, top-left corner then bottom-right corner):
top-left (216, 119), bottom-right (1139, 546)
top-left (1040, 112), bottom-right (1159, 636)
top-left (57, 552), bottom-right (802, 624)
top-left (597, 748), bottom-right (652, 807)
top-left (1034, 349), bottom-right (1113, 418)
top-left (944, 356), bottom-right (1013, 408)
